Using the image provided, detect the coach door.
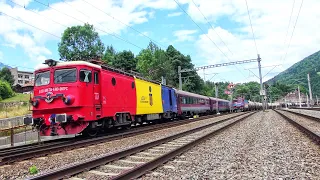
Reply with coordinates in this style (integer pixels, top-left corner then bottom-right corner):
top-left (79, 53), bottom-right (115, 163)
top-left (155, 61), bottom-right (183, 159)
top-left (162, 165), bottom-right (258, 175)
top-left (93, 70), bottom-right (102, 119)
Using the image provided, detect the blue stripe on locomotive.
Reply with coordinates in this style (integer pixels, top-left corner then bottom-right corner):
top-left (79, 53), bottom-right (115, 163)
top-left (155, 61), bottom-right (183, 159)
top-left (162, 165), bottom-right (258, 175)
top-left (161, 85), bottom-right (177, 113)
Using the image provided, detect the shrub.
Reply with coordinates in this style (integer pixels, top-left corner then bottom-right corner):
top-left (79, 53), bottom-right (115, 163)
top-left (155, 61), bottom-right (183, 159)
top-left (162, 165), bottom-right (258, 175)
top-left (29, 165), bottom-right (38, 175)
top-left (0, 80), bottom-right (14, 99)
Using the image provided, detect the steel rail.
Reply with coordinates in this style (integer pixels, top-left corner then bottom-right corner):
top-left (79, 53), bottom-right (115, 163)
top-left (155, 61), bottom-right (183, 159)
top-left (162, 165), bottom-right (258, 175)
top-left (112, 112), bottom-right (257, 180)
top-left (27, 111), bottom-right (257, 180)
top-left (274, 110), bottom-right (320, 145)
top-left (0, 111), bottom-right (243, 165)
top-left (0, 112), bottom-right (229, 153)
top-left (288, 107), bottom-right (320, 111)
top-left (281, 109), bottom-right (320, 123)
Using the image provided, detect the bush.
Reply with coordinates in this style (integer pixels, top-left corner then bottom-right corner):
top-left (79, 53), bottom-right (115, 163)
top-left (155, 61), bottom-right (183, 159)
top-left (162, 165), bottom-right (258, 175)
top-left (29, 165), bottom-right (38, 175)
top-left (0, 80), bottom-right (14, 99)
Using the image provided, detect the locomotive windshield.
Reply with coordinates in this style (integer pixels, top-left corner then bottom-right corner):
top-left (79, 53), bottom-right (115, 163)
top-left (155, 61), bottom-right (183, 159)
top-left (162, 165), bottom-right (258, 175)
top-left (54, 68), bottom-right (77, 83)
top-left (35, 71), bottom-right (50, 86)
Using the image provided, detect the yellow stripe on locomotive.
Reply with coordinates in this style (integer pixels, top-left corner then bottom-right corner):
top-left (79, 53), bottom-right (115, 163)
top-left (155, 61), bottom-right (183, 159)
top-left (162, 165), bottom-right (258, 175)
top-left (135, 77), bottom-right (163, 115)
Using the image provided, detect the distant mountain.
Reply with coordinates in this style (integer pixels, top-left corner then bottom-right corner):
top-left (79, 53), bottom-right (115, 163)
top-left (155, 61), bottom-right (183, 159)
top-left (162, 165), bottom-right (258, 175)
top-left (0, 62), bottom-right (11, 69)
top-left (266, 50), bottom-right (320, 97)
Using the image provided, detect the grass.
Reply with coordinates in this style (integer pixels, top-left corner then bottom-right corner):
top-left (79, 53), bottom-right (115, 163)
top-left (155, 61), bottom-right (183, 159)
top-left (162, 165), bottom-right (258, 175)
top-left (0, 105), bottom-right (31, 119)
top-left (0, 126), bottom-right (32, 137)
top-left (0, 93), bottom-right (31, 103)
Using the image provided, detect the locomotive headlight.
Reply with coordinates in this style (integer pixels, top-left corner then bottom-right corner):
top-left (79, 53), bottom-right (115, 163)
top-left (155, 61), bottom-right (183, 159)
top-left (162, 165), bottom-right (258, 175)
top-left (29, 99), bottom-right (39, 107)
top-left (62, 95), bottom-right (75, 105)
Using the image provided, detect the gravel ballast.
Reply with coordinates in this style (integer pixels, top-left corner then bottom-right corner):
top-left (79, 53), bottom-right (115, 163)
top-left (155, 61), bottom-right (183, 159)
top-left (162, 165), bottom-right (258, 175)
top-left (287, 108), bottom-right (320, 119)
top-left (278, 110), bottom-right (320, 134)
top-left (142, 110), bottom-right (320, 179)
top-left (0, 112), bottom-right (245, 179)
top-left (73, 112), bottom-right (254, 180)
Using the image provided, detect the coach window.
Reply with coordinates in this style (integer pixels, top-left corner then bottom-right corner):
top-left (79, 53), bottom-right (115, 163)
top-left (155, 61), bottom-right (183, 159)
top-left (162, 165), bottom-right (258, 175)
top-left (94, 72), bottom-right (99, 84)
top-left (79, 69), bottom-right (92, 83)
top-left (181, 97), bottom-right (186, 104)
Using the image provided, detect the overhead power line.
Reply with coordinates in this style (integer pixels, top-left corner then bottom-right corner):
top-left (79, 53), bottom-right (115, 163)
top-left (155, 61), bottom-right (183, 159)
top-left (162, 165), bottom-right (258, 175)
top-left (0, 11), bottom-right (61, 39)
top-left (282, 0), bottom-right (304, 64)
top-left (191, 0), bottom-right (233, 55)
top-left (282, 0), bottom-right (296, 51)
top-left (245, 0), bottom-right (259, 54)
top-left (8, 0), bottom-right (68, 28)
top-left (173, 0), bottom-right (246, 78)
top-left (79, 0), bottom-right (166, 49)
top-left (33, 0), bottom-right (144, 50)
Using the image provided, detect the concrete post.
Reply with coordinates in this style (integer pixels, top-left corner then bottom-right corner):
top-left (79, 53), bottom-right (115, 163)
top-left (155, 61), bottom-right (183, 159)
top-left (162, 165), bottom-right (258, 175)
top-left (298, 85), bottom-right (301, 108)
top-left (307, 73), bottom-right (313, 105)
top-left (215, 83), bottom-right (219, 114)
top-left (257, 54), bottom-right (265, 111)
top-left (178, 66), bottom-right (182, 90)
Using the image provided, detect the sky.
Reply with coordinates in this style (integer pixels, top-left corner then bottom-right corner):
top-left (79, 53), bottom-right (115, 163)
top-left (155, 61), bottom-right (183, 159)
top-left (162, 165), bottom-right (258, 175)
top-left (0, 0), bottom-right (319, 84)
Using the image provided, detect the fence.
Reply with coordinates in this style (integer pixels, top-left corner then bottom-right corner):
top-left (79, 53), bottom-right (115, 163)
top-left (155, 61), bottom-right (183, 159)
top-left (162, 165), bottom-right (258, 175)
top-left (0, 115), bottom-right (31, 129)
top-left (0, 127), bottom-right (40, 147)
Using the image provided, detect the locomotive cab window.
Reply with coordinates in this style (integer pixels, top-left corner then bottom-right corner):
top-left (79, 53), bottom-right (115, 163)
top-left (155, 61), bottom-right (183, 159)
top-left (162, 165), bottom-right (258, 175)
top-left (35, 71), bottom-right (50, 86)
top-left (54, 68), bottom-right (77, 84)
top-left (94, 72), bottom-right (99, 84)
top-left (80, 69), bottom-right (92, 83)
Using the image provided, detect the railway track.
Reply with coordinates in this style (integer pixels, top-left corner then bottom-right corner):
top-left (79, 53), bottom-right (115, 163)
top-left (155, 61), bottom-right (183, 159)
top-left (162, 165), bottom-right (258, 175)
top-left (274, 109), bottom-right (320, 145)
top-left (0, 111), bottom-right (245, 165)
top-left (289, 107), bottom-right (320, 111)
top-left (27, 111), bottom-right (257, 180)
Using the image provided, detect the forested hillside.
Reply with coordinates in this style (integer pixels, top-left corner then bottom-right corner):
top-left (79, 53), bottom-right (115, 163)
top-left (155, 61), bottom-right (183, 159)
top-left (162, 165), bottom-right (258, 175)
top-left (266, 51), bottom-right (320, 97)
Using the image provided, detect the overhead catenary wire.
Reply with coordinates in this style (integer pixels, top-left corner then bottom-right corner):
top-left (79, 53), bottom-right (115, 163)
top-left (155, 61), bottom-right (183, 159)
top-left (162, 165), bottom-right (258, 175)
top-left (0, 11), bottom-right (61, 39)
top-left (173, 0), bottom-right (247, 78)
top-left (8, 0), bottom-right (69, 29)
top-left (245, 0), bottom-right (259, 54)
top-left (33, 0), bottom-right (144, 50)
top-left (78, 0), bottom-right (167, 49)
top-left (282, 0), bottom-right (296, 52)
top-left (191, 0), bottom-right (233, 55)
top-left (282, 0), bottom-right (304, 64)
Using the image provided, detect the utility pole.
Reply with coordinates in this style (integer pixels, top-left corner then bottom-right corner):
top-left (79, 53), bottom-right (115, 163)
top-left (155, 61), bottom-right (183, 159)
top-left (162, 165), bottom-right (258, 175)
top-left (257, 54), bottom-right (265, 111)
top-left (317, 95), bottom-right (319, 106)
top-left (306, 93), bottom-right (309, 107)
top-left (307, 73), bottom-right (313, 106)
top-left (178, 66), bottom-right (182, 90)
top-left (298, 85), bottom-right (301, 108)
top-left (203, 69), bottom-right (206, 83)
top-left (215, 83), bottom-right (220, 114)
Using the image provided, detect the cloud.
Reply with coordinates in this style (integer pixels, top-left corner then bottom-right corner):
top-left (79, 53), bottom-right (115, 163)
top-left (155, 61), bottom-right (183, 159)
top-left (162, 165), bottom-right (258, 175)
top-left (179, 0), bottom-right (320, 83)
top-left (12, 0), bottom-right (33, 6)
top-left (173, 29), bottom-right (197, 42)
top-left (139, 31), bottom-right (150, 36)
top-left (168, 12), bottom-right (182, 17)
top-left (0, 0), bottom-right (178, 63)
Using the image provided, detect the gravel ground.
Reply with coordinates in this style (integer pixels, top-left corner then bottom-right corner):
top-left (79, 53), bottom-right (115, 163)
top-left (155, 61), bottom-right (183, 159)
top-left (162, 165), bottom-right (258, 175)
top-left (287, 108), bottom-right (320, 119)
top-left (73, 112), bottom-right (254, 180)
top-left (141, 110), bottom-right (320, 179)
top-left (278, 110), bottom-right (320, 134)
top-left (0, 112), bottom-right (245, 180)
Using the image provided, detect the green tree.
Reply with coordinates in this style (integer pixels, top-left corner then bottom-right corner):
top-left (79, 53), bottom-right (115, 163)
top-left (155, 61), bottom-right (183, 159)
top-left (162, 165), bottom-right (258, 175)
top-left (0, 67), bottom-right (14, 86)
top-left (111, 50), bottom-right (137, 71)
top-left (136, 42), bottom-right (170, 82)
top-left (58, 23), bottom-right (105, 61)
top-left (0, 80), bottom-right (14, 99)
top-left (102, 45), bottom-right (116, 64)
